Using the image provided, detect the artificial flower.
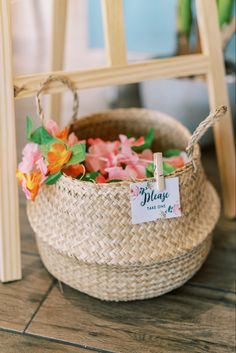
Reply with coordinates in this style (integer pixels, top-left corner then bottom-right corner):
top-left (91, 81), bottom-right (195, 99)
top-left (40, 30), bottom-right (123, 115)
top-left (45, 119), bottom-right (69, 141)
top-left (36, 157), bottom-right (48, 176)
top-left (47, 143), bottom-right (72, 174)
top-left (86, 140), bottom-right (120, 173)
top-left (17, 168), bottom-right (45, 201)
top-left (62, 163), bottom-right (85, 178)
top-left (44, 119), bottom-right (60, 136)
top-left (67, 132), bottom-right (79, 146)
top-left (18, 142), bottom-right (42, 173)
top-left (95, 175), bottom-right (107, 183)
top-left (105, 166), bottom-right (131, 181)
top-left (163, 156), bottom-right (185, 169)
top-left (139, 149), bottom-right (153, 161)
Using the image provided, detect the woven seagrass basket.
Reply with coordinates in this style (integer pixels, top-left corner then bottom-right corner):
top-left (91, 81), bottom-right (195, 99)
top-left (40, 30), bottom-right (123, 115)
top-left (27, 76), bottom-right (223, 301)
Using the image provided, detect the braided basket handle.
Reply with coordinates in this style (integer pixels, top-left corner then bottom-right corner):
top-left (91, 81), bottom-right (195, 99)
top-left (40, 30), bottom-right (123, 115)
top-left (186, 105), bottom-right (227, 158)
top-left (36, 75), bottom-right (79, 124)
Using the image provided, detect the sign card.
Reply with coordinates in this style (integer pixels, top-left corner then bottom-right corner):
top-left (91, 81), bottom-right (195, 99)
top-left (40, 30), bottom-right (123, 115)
top-left (130, 177), bottom-right (181, 224)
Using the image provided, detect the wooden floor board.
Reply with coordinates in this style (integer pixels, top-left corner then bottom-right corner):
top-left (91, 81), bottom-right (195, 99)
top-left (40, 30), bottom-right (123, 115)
top-left (26, 259), bottom-right (235, 353)
top-left (0, 254), bottom-right (53, 332)
top-left (188, 231), bottom-right (235, 292)
top-left (0, 330), bottom-right (99, 353)
top-left (20, 202), bottom-right (38, 256)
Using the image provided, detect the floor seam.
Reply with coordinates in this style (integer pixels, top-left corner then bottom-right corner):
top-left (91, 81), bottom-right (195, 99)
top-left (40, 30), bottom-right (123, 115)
top-left (24, 331), bottom-right (117, 353)
top-left (0, 328), bottom-right (116, 353)
top-left (23, 279), bottom-right (56, 333)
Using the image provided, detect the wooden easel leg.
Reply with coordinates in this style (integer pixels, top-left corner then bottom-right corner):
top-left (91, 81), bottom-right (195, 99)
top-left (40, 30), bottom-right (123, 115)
top-left (0, 0), bottom-right (22, 282)
top-left (48, 0), bottom-right (67, 126)
top-left (196, 0), bottom-right (236, 218)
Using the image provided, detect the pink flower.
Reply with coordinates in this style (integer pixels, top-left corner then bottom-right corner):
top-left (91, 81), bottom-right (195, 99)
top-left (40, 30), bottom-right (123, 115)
top-left (106, 164), bottom-right (146, 181)
top-left (18, 142), bottom-right (42, 173)
top-left (86, 141), bottom-right (120, 173)
top-left (118, 135), bottom-right (139, 165)
top-left (140, 149), bottom-right (153, 161)
top-left (128, 164), bottom-right (146, 179)
top-left (88, 137), bottom-right (104, 145)
top-left (67, 132), bottom-right (79, 147)
top-left (44, 119), bottom-right (60, 136)
top-left (106, 167), bottom-right (131, 180)
top-left (36, 157), bottom-right (48, 179)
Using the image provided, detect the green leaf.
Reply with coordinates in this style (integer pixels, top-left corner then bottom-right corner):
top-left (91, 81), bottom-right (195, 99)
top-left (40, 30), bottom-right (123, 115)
top-left (81, 171), bottom-right (100, 181)
top-left (146, 162), bottom-right (154, 178)
top-left (30, 126), bottom-right (55, 145)
top-left (26, 116), bottom-right (33, 140)
top-left (107, 179), bottom-right (122, 183)
top-left (40, 143), bottom-right (51, 157)
top-left (146, 162), bottom-right (175, 178)
top-left (66, 143), bottom-right (86, 166)
top-left (132, 128), bottom-right (155, 152)
top-left (45, 171), bottom-right (62, 185)
top-left (163, 149), bottom-right (181, 158)
top-left (163, 162), bottom-right (175, 176)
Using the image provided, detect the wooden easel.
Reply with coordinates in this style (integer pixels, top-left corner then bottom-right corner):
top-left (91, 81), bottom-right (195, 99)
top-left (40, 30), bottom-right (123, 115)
top-left (0, 0), bottom-right (235, 282)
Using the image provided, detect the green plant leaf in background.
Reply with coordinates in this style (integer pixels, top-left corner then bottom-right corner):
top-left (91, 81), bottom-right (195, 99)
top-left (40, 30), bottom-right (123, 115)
top-left (66, 143), bottom-right (86, 166)
top-left (217, 0), bottom-right (234, 28)
top-left (26, 116), bottom-right (33, 140)
top-left (45, 171), bottom-right (62, 185)
top-left (177, 0), bottom-right (192, 37)
top-left (132, 128), bottom-right (155, 152)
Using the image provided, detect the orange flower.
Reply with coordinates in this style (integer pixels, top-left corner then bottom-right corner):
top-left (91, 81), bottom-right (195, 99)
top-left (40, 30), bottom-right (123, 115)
top-left (62, 164), bottom-right (85, 178)
top-left (25, 170), bottom-right (44, 201)
top-left (17, 169), bottom-right (44, 201)
top-left (56, 126), bottom-right (69, 141)
top-left (47, 143), bottom-right (72, 174)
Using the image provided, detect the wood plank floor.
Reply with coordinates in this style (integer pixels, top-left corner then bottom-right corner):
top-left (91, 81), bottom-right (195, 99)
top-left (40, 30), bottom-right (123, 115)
top-left (0, 148), bottom-right (235, 353)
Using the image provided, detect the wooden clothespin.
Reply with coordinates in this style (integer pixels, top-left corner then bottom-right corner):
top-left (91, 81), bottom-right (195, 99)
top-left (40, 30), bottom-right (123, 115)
top-left (154, 152), bottom-right (165, 191)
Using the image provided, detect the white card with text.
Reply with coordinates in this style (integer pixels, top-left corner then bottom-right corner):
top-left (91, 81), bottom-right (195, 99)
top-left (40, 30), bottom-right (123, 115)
top-left (130, 177), bottom-right (181, 224)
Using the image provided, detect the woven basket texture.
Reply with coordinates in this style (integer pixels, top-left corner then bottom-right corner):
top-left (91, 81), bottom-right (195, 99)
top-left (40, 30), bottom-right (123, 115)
top-left (27, 108), bottom-right (220, 301)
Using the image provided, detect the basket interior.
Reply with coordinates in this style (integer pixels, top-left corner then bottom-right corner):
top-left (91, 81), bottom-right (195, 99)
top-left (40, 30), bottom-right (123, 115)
top-left (70, 109), bottom-right (191, 153)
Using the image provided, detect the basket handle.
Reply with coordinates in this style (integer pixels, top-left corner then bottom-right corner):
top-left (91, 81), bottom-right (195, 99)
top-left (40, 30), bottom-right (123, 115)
top-left (186, 105), bottom-right (227, 158)
top-left (36, 74), bottom-right (79, 124)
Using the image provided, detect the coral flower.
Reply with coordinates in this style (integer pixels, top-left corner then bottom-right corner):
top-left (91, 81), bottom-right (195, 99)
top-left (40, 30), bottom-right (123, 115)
top-left (45, 119), bottom-right (69, 141)
top-left (62, 163), bottom-right (85, 178)
top-left (163, 156), bottom-right (185, 169)
top-left (47, 143), bottom-right (72, 174)
top-left (56, 126), bottom-right (70, 141)
top-left (95, 175), bottom-right (107, 184)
